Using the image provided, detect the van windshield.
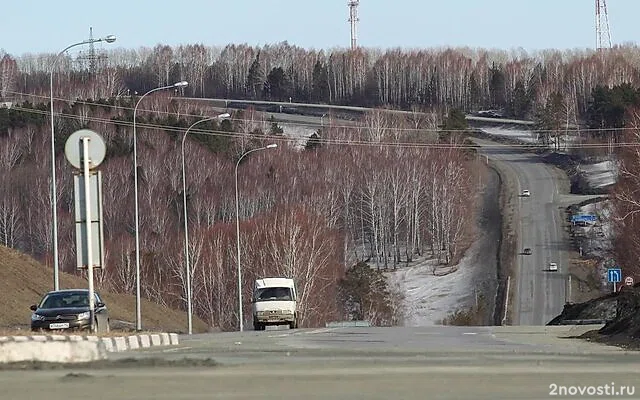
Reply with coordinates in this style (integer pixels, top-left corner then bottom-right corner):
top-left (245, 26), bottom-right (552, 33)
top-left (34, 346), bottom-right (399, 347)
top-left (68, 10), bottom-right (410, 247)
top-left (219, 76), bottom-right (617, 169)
top-left (255, 287), bottom-right (293, 302)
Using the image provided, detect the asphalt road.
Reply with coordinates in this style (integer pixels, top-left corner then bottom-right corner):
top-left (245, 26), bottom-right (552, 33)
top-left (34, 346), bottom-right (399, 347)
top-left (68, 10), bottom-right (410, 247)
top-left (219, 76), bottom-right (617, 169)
top-left (473, 138), bottom-right (602, 325)
top-left (2, 326), bottom-right (639, 400)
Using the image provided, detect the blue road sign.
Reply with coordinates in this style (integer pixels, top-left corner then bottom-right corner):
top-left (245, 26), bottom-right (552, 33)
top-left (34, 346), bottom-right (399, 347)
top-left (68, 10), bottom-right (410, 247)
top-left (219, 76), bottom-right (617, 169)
top-left (571, 214), bottom-right (597, 223)
top-left (608, 268), bottom-right (622, 283)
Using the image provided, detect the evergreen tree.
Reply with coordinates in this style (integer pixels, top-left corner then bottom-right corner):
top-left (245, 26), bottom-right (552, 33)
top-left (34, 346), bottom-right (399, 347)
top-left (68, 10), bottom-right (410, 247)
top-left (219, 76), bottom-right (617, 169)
top-left (311, 60), bottom-right (329, 103)
top-left (247, 52), bottom-right (264, 99)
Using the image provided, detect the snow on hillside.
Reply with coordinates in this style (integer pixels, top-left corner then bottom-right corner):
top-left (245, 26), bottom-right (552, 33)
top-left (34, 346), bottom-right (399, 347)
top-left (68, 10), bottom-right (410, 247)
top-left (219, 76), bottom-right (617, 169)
top-left (578, 160), bottom-right (618, 189)
top-left (572, 200), bottom-right (614, 291)
top-left (386, 239), bottom-right (483, 326)
top-left (280, 123), bottom-right (317, 149)
top-left (574, 200), bottom-right (614, 259)
top-left (482, 127), bottom-right (538, 143)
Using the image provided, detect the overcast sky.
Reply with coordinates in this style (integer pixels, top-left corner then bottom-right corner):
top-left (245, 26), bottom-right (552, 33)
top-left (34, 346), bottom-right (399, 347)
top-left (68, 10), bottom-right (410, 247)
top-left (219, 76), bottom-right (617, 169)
top-left (2, 0), bottom-right (638, 56)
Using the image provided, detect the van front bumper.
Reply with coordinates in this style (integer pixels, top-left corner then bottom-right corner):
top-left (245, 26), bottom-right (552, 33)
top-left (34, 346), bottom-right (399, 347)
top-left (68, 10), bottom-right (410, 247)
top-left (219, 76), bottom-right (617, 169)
top-left (254, 312), bottom-right (295, 323)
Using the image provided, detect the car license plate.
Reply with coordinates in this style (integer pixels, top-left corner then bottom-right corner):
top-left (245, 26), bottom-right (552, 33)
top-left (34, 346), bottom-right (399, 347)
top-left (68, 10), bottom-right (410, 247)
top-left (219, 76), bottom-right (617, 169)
top-left (49, 322), bottom-right (69, 329)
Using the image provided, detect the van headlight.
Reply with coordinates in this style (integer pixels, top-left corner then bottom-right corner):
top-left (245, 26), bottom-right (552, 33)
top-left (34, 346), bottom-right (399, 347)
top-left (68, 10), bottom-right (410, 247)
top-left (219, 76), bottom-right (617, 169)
top-left (77, 311), bottom-right (91, 320)
top-left (31, 313), bottom-right (46, 321)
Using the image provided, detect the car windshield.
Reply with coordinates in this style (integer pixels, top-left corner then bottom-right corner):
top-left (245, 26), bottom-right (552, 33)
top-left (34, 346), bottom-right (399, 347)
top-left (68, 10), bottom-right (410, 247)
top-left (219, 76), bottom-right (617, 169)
top-left (39, 292), bottom-right (96, 309)
top-left (255, 287), bottom-right (293, 302)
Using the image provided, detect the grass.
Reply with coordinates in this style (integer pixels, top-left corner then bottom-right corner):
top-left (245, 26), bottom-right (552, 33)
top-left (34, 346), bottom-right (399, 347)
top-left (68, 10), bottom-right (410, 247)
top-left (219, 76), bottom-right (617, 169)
top-left (0, 245), bottom-right (209, 334)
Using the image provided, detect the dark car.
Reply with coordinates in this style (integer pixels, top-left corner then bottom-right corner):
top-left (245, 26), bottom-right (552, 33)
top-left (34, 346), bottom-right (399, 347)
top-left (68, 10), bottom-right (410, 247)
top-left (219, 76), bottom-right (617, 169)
top-left (30, 289), bottom-right (110, 333)
top-left (523, 248), bottom-right (532, 255)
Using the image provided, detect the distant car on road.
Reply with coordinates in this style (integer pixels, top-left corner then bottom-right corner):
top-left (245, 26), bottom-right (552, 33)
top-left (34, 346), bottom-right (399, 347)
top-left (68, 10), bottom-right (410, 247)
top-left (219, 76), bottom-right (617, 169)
top-left (548, 262), bottom-right (558, 272)
top-left (522, 189), bottom-right (530, 197)
top-left (30, 289), bottom-right (109, 333)
top-left (523, 248), bottom-right (532, 255)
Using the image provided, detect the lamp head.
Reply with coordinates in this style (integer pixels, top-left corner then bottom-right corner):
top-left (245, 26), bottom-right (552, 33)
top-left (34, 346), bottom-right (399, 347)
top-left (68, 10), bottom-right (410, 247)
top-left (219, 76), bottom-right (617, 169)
top-left (217, 113), bottom-right (231, 119)
top-left (174, 81), bottom-right (189, 87)
top-left (104, 35), bottom-right (117, 43)
top-left (266, 144), bottom-right (277, 149)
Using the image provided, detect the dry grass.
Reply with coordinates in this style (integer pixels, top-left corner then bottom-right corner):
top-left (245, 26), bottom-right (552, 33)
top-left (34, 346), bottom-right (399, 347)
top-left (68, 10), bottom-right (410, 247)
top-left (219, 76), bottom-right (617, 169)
top-left (0, 245), bottom-right (209, 334)
top-left (441, 296), bottom-right (488, 326)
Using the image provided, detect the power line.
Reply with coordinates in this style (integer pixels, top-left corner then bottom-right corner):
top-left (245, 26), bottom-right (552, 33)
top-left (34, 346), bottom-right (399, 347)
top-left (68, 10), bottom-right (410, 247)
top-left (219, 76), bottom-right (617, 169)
top-left (8, 104), bottom-right (640, 150)
top-left (7, 90), bottom-right (640, 136)
top-left (6, 90), bottom-right (635, 140)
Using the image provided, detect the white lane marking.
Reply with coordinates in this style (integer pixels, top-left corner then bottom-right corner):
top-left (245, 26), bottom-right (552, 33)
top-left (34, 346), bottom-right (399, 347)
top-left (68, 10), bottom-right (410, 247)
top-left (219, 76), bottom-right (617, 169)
top-left (163, 346), bottom-right (192, 353)
top-left (462, 332), bottom-right (477, 335)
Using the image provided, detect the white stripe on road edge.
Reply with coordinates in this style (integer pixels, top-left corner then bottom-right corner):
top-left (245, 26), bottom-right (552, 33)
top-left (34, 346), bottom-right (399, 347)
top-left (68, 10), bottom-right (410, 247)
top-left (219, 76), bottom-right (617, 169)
top-left (305, 328), bottom-right (336, 335)
top-left (163, 346), bottom-right (192, 353)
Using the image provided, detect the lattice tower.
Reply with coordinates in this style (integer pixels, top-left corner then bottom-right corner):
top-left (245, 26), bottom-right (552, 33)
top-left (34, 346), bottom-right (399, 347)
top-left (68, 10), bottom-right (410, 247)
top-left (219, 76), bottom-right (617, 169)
top-left (596, 0), bottom-right (612, 50)
top-left (348, 0), bottom-right (359, 50)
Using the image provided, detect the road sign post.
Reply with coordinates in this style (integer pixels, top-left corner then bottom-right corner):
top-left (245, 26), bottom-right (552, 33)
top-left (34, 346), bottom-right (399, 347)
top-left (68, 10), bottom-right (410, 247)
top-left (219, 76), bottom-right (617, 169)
top-left (64, 129), bottom-right (106, 333)
top-left (607, 268), bottom-right (622, 293)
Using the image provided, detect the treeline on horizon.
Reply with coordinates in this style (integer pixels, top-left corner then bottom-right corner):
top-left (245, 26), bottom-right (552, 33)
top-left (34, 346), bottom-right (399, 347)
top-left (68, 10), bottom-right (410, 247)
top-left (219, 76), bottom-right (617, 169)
top-left (2, 42), bottom-right (640, 124)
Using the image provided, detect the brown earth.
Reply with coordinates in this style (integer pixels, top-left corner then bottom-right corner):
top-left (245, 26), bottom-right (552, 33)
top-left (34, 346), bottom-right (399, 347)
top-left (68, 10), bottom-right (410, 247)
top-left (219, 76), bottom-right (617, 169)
top-left (0, 245), bottom-right (209, 334)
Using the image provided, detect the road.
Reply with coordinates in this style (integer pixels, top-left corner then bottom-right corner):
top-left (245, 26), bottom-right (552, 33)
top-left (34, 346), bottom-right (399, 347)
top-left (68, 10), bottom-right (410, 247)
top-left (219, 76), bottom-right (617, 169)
top-left (2, 326), bottom-right (638, 399)
top-left (181, 96), bottom-right (537, 126)
top-left (473, 138), bottom-right (602, 325)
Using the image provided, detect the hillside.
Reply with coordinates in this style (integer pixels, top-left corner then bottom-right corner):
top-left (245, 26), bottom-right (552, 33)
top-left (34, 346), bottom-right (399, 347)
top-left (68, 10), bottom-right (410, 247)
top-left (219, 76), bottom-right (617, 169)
top-left (0, 245), bottom-right (209, 334)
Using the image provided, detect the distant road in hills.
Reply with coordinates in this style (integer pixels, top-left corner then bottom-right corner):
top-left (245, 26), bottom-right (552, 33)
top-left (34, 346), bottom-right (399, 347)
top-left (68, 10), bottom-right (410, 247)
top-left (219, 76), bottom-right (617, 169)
top-left (178, 96), bottom-right (537, 126)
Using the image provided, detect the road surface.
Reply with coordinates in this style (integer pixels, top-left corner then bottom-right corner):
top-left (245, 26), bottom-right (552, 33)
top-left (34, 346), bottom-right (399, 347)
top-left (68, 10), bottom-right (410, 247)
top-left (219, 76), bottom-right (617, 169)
top-left (2, 326), bottom-right (638, 400)
top-left (180, 96), bottom-right (536, 126)
top-left (473, 138), bottom-right (602, 325)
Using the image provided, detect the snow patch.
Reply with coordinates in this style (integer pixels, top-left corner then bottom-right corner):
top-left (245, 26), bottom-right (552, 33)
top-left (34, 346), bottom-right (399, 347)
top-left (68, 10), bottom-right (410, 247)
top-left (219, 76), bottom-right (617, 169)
top-left (578, 160), bottom-right (618, 189)
top-left (280, 123), bottom-right (317, 150)
top-left (385, 238), bottom-right (482, 326)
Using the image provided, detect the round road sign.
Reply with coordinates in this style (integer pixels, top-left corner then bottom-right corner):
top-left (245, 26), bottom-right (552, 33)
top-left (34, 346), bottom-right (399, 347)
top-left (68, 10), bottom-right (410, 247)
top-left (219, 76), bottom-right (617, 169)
top-left (64, 129), bottom-right (106, 170)
top-left (624, 276), bottom-right (634, 286)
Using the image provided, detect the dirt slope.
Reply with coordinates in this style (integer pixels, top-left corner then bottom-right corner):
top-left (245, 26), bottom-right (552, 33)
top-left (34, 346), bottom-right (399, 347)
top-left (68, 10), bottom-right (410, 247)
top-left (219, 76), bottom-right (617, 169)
top-left (547, 283), bottom-right (640, 348)
top-left (0, 245), bottom-right (209, 333)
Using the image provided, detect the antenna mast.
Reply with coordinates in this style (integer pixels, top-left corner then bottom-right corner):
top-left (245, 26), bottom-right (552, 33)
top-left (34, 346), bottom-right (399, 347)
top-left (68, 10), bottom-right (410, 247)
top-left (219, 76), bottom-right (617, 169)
top-left (348, 0), bottom-right (359, 50)
top-left (595, 0), bottom-right (612, 50)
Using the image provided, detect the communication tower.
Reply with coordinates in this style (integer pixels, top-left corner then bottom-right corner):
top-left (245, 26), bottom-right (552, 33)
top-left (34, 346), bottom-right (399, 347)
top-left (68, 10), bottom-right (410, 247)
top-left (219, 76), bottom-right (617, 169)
top-left (348, 0), bottom-right (359, 50)
top-left (595, 0), bottom-right (612, 50)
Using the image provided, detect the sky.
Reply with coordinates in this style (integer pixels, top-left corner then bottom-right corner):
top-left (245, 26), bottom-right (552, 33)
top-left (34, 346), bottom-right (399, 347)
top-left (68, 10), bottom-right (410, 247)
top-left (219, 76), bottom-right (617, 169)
top-left (2, 0), bottom-right (640, 56)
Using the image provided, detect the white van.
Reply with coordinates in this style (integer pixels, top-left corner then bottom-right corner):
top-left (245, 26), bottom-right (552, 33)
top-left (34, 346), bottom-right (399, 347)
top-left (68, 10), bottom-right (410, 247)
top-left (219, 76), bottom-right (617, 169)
top-left (252, 277), bottom-right (298, 330)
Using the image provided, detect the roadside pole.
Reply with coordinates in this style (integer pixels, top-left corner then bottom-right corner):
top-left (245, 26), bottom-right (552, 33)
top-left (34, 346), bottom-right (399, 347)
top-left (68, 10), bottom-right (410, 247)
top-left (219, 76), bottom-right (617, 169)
top-left (81, 137), bottom-right (96, 333)
top-left (65, 129), bottom-right (106, 334)
top-left (502, 276), bottom-right (510, 325)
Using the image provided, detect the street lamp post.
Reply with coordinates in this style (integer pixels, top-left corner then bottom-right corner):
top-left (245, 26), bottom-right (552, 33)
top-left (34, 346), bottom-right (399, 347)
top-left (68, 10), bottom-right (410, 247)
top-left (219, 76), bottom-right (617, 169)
top-left (133, 81), bottom-right (188, 331)
top-left (181, 113), bottom-right (230, 335)
top-left (49, 34), bottom-right (116, 291)
top-left (235, 143), bottom-right (277, 332)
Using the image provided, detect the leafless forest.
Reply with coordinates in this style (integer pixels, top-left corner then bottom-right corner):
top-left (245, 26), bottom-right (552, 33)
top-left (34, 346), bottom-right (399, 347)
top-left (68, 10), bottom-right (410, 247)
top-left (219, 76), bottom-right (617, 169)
top-left (1, 42), bottom-right (640, 328)
top-left (3, 43), bottom-right (640, 116)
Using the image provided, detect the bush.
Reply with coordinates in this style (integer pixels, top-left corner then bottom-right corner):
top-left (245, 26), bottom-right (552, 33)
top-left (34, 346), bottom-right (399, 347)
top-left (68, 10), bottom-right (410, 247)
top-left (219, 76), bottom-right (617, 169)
top-left (337, 262), bottom-right (403, 326)
top-left (441, 295), bottom-right (487, 326)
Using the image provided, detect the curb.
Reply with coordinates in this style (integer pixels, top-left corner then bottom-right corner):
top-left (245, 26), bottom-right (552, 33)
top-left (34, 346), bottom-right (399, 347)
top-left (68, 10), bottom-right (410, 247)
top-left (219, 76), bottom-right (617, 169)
top-left (100, 333), bottom-right (179, 352)
top-left (0, 333), bottom-right (179, 363)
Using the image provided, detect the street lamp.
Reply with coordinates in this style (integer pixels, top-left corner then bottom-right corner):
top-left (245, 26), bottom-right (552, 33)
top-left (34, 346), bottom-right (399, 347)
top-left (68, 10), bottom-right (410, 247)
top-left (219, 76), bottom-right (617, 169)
top-left (133, 80), bottom-right (188, 331)
top-left (181, 113), bottom-right (230, 335)
top-left (235, 143), bottom-right (277, 332)
top-left (49, 34), bottom-right (116, 291)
